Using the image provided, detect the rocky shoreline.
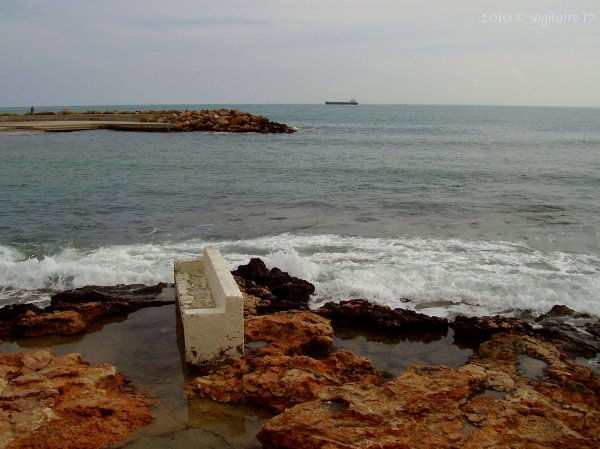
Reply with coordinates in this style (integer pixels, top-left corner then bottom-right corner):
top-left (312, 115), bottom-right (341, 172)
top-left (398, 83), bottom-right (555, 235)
top-left (1, 259), bottom-right (599, 448)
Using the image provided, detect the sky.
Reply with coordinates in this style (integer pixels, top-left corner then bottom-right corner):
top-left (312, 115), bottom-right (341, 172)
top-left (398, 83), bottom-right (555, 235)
top-left (1, 0), bottom-right (599, 107)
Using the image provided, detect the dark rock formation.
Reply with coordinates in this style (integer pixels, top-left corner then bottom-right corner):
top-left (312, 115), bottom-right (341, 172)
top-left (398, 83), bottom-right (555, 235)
top-left (232, 258), bottom-right (315, 313)
top-left (0, 283), bottom-right (174, 339)
top-left (0, 304), bottom-right (43, 339)
top-left (0, 349), bottom-right (153, 449)
top-left (316, 299), bottom-right (448, 335)
top-left (452, 307), bottom-right (600, 358)
top-left (452, 314), bottom-right (533, 345)
top-left (535, 305), bottom-right (600, 359)
top-left (50, 283), bottom-right (173, 311)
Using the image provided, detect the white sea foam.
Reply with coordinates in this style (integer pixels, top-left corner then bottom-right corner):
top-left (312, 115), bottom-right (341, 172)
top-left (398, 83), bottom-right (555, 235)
top-left (1, 233), bottom-right (599, 316)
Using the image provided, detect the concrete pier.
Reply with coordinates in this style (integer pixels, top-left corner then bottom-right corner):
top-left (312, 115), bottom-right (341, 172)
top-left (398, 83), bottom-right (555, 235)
top-left (174, 247), bottom-right (244, 366)
top-left (0, 121), bottom-right (174, 132)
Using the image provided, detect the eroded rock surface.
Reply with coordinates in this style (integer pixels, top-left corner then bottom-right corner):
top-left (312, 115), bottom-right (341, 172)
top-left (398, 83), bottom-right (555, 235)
top-left (258, 332), bottom-right (600, 449)
top-left (233, 258), bottom-right (315, 313)
top-left (188, 311), bottom-right (381, 413)
top-left (0, 283), bottom-right (174, 339)
top-left (0, 349), bottom-right (153, 449)
top-left (244, 311), bottom-right (334, 357)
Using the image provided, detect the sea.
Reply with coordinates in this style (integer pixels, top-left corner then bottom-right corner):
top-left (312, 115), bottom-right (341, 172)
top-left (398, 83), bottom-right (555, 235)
top-left (1, 104), bottom-right (599, 318)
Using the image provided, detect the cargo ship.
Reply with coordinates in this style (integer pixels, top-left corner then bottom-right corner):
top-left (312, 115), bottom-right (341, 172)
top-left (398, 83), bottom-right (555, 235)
top-left (325, 97), bottom-right (358, 105)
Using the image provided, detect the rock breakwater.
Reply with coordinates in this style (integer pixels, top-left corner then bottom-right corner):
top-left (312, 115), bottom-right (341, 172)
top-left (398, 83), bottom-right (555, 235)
top-left (0, 109), bottom-right (297, 133)
top-left (146, 109), bottom-right (296, 133)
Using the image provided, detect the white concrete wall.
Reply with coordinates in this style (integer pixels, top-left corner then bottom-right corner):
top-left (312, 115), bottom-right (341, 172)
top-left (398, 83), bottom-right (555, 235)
top-left (174, 246), bottom-right (244, 366)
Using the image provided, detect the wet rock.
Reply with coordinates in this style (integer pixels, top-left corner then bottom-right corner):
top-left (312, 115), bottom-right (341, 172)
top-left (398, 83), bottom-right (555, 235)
top-left (190, 350), bottom-right (380, 414)
top-left (0, 349), bottom-right (153, 449)
top-left (244, 311), bottom-right (333, 358)
top-left (50, 283), bottom-right (173, 310)
top-left (16, 309), bottom-right (88, 337)
top-left (235, 276), bottom-right (276, 303)
top-left (538, 304), bottom-right (590, 320)
top-left (0, 304), bottom-right (43, 339)
top-left (187, 311), bottom-right (381, 413)
top-left (452, 314), bottom-right (533, 345)
top-left (241, 291), bottom-right (260, 317)
top-left (0, 283), bottom-right (174, 339)
top-left (535, 305), bottom-right (600, 359)
top-left (232, 259), bottom-right (315, 313)
top-left (316, 299), bottom-right (448, 335)
top-left (257, 332), bottom-right (600, 449)
top-left (452, 307), bottom-right (600, 358)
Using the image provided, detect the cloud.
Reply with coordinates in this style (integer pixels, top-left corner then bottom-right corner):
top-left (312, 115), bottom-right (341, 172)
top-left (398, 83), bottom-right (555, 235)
top-left (0, 0), bottom-right (598, 106)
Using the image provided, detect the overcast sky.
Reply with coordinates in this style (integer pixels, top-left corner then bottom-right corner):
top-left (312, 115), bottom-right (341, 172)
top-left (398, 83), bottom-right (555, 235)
top-left (1, 0), bottom-right (599, 107)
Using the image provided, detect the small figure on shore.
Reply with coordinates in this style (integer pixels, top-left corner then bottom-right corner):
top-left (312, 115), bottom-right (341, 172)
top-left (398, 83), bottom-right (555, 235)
top-left (30, 106), bottom-right (34, 115)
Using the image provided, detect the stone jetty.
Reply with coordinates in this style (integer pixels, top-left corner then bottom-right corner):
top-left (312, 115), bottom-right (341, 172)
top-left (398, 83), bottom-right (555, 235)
top-left (0, 109), bottom-right (297, 133)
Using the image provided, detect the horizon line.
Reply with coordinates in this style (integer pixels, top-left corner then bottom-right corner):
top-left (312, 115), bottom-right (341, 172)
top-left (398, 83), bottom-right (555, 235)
top-left (1, 102), bottom-right (599, 110)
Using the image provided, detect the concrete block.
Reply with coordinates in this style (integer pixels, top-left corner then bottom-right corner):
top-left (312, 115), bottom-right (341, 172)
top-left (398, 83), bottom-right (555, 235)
top-left (174, 246), bottom-right (244, 366)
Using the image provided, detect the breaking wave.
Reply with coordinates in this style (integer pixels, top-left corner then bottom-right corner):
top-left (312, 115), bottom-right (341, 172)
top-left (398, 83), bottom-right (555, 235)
top-left (1, 233), bottom-right (598, 317)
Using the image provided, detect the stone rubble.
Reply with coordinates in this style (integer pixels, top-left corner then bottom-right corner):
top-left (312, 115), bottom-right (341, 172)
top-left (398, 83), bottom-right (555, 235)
top-left (143, 109), bottom-right (296, 133)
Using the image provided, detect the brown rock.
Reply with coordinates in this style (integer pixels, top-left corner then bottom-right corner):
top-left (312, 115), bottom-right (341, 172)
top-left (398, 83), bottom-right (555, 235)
top-left (16, 310), bottom-right (87, 337)
top-left (191, 350), bottom-right (380, 414)
top-left (242, 292), bottom-right (260, 317)
top-left (0, 349), bottom-right (153, 449)
top-left (187, 311), bottom-right (380, 413)
top-left (245, 311), bottom-right (333, 357)
top-left (257, 333), bottom-right (600, 449)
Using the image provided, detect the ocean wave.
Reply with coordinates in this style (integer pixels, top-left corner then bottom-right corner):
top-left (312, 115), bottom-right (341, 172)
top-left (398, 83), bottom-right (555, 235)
top-left (0, 233), bottom-right (598, 317)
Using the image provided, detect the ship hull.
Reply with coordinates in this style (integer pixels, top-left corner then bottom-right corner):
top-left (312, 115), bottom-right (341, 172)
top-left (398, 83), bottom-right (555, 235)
top-left (325, 101), bottom-right (358, 105)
